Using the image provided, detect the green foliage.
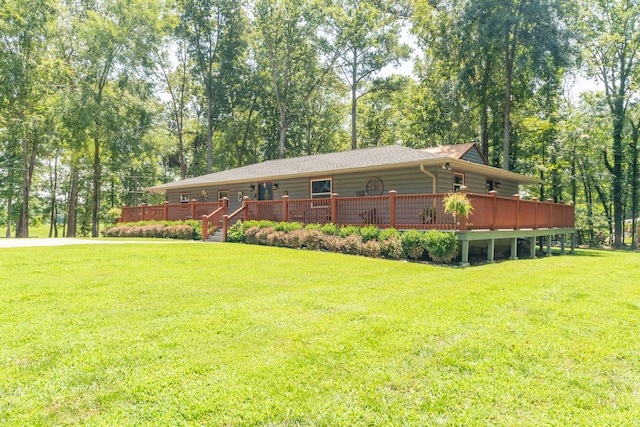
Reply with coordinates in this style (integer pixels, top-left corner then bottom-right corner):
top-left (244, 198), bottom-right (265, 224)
top-left (226, 221), bottom-right (247, 243)
top-left (378, 227), bottom-right (400, 241)
top-left (359, 225), bottom-right (380, 242)
top-left (443, 192), bottom-right (474, 227)
top-left (320, 223), bottom-right (340, 236)
top-left (422, 230), bottom-right (458, 263)
top-left (105, 207), bottom-right (122, 224)
top-left (339, 225), bottom-right (360, 238)
top-left (400, 229), bottom-right (425, 260)
top-left (273, 221), bottom-right (303, 232)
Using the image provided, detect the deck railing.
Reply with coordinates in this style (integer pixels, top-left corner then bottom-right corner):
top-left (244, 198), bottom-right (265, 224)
top-left (121, 199), bottom-right (224, 223)
top-left (120, 190), bottom-right (575, 240)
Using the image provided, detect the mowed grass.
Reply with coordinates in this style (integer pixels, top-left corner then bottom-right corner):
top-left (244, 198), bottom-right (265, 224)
top-left (1, 243), bottom-right (639, 426)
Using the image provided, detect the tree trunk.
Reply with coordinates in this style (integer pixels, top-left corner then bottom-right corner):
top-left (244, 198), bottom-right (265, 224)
top-left (503, 35), bottom-right (513, 171)
top-left (6, 170), bottom-right (14, 238)
top-left (611, 101), bottom-right (625, 247)
top-left (278, 106), bottom-right (287, 159)
top-left (351, 47), bottom-right (358, 150)
top-left (17, 129), bottom-right (38, 238)
top-left (92, 133), bottom-right (100, 237)
top-left (207, 82), bottom-right (214, 173)
top-left (67, 165), bottom-right (79, 237)
top-left (48, 158), bottom-right (58, 238)
top-left (630, 119), bottom-right (639, 247)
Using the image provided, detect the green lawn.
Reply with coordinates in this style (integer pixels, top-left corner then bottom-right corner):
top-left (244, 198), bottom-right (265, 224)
top-left (1, 243), bottom-right (639, 426)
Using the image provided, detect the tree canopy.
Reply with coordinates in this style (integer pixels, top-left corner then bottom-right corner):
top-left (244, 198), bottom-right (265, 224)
top-left (1, 0), bottom-right (639, 247)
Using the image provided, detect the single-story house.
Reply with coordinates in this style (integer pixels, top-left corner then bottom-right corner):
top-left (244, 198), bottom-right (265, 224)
top-left (125, 143), bottom-right (574, 265)
top-left (145, 143), bottom-right (543, 210)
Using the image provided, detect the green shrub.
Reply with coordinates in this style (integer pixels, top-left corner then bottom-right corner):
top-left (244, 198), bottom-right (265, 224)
top-left (101, 221), bottom-right (199, 240)
top-left (105, 207), bottom-right (122, 224)
top-left (305, 223), bottom-right (322, 231)
top-left (226, 221), bottom-right (246, 243)
top-left (401, 230), bottom-right (425, 260)
top-left (339, 225), bottom-right (360, 238)
top-left (321, 223), bottom-right (340, 236)
top-left (422, 230), bottom-right (458, 263)
top-left (381, 236), bottom-right (403, 259)
top-left (266, 230), bottom-right (287, 247)
top-left (302, 229), bottom-right (325, 250)
top-left (274, 221), bottom-right (303, 232)
top-left (283, 229), bottom-right (305, 249)
top-left (378, 227), bottom-right (400, 242)
top-left (341, 235), bottom-right (362, 255)
top-left (359, 225), bottom-right (379, 242)
top-left (360, 239), bottom-right (382, 258)
top-left (254, 227), bottom-right (274, 245)
top-left (322, 235), bottom-right (344, 252)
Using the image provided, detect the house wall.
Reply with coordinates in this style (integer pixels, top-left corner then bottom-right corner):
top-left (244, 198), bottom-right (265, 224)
top-left (164, 164), bottom-right (522, 211)
top-left (461, 149), bottom-right (485, 165)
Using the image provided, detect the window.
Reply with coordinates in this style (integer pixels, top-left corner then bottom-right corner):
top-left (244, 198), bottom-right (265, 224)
top-left (310, 178), bottom-right (332, 199)
top-left (258, 182), bottom-right (273, 200)
top-left (217, 190), bottom-right (230, 202)
top-left (180, 192), bottom-right (190, 203)
top-left (486, 179), bottom-right (495, 193)
top-left (453, 173), bottom-right (464, 192)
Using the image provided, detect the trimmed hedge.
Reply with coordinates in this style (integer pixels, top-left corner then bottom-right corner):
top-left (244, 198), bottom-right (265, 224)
top-left (102, 220), bottom-right (202, 240)
top-left (227, 220), bottom-right (458, 264)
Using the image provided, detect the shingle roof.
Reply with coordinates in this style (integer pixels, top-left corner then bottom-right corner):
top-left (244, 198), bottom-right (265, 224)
top-left (148, 145), bottom-right (446, 191)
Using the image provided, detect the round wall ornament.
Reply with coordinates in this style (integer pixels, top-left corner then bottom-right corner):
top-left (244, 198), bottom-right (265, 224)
top-left (366, 177), bottom-right (384, 196)
top-left (237, 191), bottom-right (244, 202)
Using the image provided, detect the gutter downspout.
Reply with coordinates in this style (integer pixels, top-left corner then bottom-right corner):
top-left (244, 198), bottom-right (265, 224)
top-left (420, 164), bottom-right (437, 194)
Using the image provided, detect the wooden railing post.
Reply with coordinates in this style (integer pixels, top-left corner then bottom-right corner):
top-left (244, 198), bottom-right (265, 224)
top-left (141, 203), bottom-right (147, 221)
top-left (389, 190), bottom-right (397, 228)
top-left (163, 201), bottom-right (169, 221)
top-left (242, 196), bottom-right (249, 221)
top-left (569, 201), bottom-right (575, 227)
top-left (331, 193), bottom-right (338, 225)
top-left (121, 204), bottom-right (126, 223)
top-left (489, 190), bottom-right (498, 230)
top-left (282, 195), bottom-right (289, 222)
top-left (560, 201), bottom-right (565, 228)
top-left (202, 214), bottom-right (208, 240)
top-left (532, 197), bottom-right (538, 229)
top-left (222, 215), bottom-right (229, 242)
top-left (222, 197), bottom-right (229, 214)
top-left (191, 199), bottom-right (197, 220)
top-left (459, 186), bottom-right (468, 231)
top-left (547, 198), bottom-right (553, 228)
top-left (513, 194), bottom-right (520, 230)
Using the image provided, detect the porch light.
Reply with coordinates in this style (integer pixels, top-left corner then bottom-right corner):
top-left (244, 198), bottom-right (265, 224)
top-left (273, 182), bottom-right (279, 189)
top-left (495, 181), bottom-right (501, 188)
top-left (442, 162), bottom-right (452, 171)
top-left (250, 183), bottom-right (255, 192)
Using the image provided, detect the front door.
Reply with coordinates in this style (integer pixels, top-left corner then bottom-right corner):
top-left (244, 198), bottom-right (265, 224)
top-left (258, 182), bottom-right (273, 200)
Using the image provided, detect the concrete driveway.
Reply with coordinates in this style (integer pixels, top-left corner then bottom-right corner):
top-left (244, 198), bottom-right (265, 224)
top-left (0, 238), bottom-right (197, 248)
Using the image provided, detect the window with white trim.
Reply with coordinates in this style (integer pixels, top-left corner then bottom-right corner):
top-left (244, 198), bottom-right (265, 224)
top-left (310, 178), bottom-right (332, 199)
top-left (217, 190), bottom-right (230, 202)
top-left (453, 172), bottom-right (465, 192)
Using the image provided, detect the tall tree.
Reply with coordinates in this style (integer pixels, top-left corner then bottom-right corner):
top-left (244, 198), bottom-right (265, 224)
top-left (330, 0), bottom-right (410, 150)
top-left (0, 0), bottom-right (57, 238)
top-left (74, 0), bottom-right (160, 236)
top-left (178, 0), bottom-right (245, 172)
top-left (579, 0), bottom-right (640, 246)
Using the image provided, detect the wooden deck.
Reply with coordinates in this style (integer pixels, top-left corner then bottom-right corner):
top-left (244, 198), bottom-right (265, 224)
top-left (122, 190), bottom-right (576, 264)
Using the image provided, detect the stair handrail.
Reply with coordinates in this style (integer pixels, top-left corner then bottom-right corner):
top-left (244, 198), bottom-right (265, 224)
top-left (201, 199), bottom-right (228, 240)
top-left (222, 196), bottom-right (249, 242)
